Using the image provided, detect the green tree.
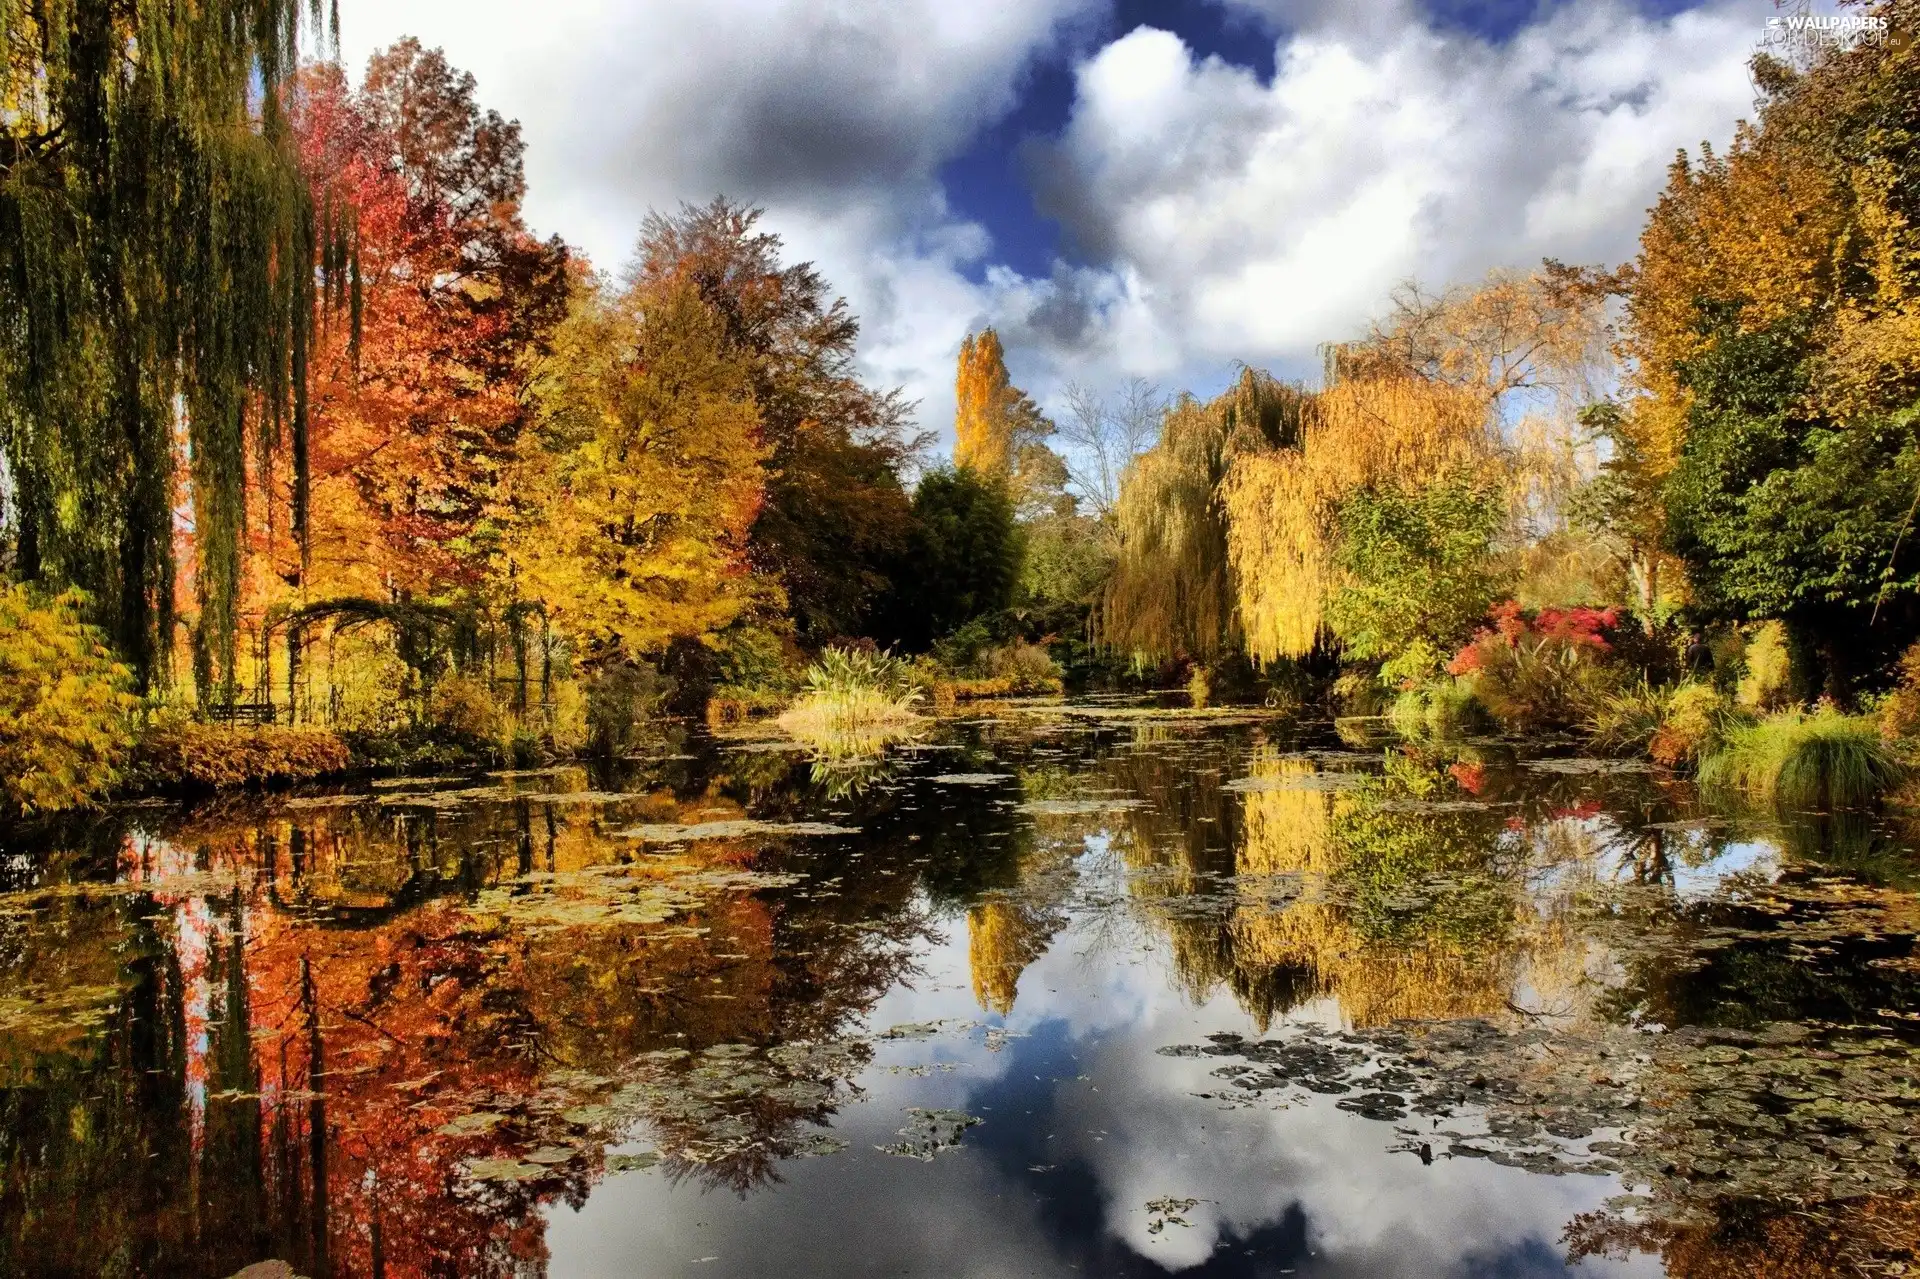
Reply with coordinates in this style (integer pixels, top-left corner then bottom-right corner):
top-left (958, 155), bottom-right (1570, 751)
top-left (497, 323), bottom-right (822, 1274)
top-left (1326, 475), bottom-right (1508, 682)
top-left (884, 469), bottom-right (1021, 650)
top-left (1663, 315), bottom-right (1920, 693)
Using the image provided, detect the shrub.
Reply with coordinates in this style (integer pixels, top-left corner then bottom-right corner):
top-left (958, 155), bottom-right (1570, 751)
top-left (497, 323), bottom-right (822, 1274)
top-left (1700, 707), bottom-right (1904, 809)
top-left (427, 673), bottom-right (504, 743)
top-left (137, 722), bottom-right (351, 789)
top-left (1449, 602), bottom-right (1624, 732)
top-left (1648, 682), bottom-right (1741, 767)
top-left (1881, 640), bottom-right (1920, 741)
top-left (1388, 680), bottom-right (1485, 739)
top-left (0, 585), bottom-right (139, 814)
top-left (984, 641), bottom-right (1060, 690)
top-left (1586, 679), bottom-right (1669, 756)
top-left (1736, 620), bottom-right (1795, 712)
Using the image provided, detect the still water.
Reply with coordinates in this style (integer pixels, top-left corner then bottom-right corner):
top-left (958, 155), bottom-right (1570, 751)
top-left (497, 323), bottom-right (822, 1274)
top-left (7, 699), bottom-right (1920, 1277)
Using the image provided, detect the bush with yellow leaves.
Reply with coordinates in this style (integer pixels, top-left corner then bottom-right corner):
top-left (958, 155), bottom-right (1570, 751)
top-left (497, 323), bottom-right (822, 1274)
top-left (0, 585), bottom-right (139, 814)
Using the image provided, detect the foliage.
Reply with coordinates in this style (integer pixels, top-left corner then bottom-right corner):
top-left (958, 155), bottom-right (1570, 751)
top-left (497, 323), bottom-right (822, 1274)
top-left (1566, 401), bottom-right (1672, 614)
top-left (1387, 681), bottom-right (1485, 740)
top-left (136, 723), bottom-right (350, 789)
top-left (1648, 682), bottom-right (1741, 768)
top-left (953, 328), bottom-right (1053, 483)
top-left (1881, 641), bottom-right (1920, 741)
top-left (0, 586), bottom-right (138, 814)
top-left (0, 0), bottom-right (336, 688)
top-left (1737, 620), bottom-right (1796, 712)
top-left (285, 47), bottom-right (568, 604)
top-left (511, 276), bottom-right (769, 657)
top-left (801, 646), bottom-right (920, 701)
top-left (1325, 475), bottom-right (1510, 679)
top-left (1627, 20), bottom-right (1920, 691)
top-left (883, 469), bottom-right (1021, 650)
top-left (1221, 375), bottom-right (1495, 663)
top-left (1018, 511), bottom-right (1113, 618)
top-left (634, 199), bottom-right (916, 642)
top-left (778, 646), bottom-right (924, 754)
top-left (1449, 603), bottom-right (1625, 732)
top-left (1103, 369), bottom-right (1307, 660)
top-left (427, 674), bottom-right (505, 744)
top-left (1700, 707), bottom-right (1905, 809)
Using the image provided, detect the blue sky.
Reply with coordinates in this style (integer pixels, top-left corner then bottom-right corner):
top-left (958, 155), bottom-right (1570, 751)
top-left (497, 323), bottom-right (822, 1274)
top-left (337, 0), bottom-right (1777, 447)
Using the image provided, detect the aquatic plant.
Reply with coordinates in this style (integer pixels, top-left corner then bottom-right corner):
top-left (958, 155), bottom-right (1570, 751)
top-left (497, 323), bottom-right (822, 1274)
top-left (1387, 680), bottom-right (1485, 739)
top-left (1700, 707), bottom-right (1904, 808)
top-left (777, 646), bottom-right (924, 756)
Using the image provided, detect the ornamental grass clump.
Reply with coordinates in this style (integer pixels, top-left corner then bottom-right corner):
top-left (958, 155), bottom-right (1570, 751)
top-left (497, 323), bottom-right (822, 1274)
top-left (777, 646), bottom-right (924, 757)
top-left (1700, 707), bottom-right (1904, 809)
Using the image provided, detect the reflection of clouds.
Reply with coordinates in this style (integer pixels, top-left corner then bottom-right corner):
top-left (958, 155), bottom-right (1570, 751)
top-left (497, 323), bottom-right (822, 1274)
top-left (546, 917), bottom-right (1654, 1277)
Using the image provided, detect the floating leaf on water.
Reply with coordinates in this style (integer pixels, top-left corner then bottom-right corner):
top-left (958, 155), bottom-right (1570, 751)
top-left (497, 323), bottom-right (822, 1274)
top-left (787, 1132), bottom-right (848, 1158)
top-left (1016, 798), bottom-right (1149, 815)
top-left (1223, 772), bottom-right (1365, 793)
top-left (617, 820), bottom-right (858, 842)
top-left (436, 1111), bottom-right (507, 1137)
top-left (877, 1021), bottom-right (943, 1041)
top-left (462, 1157), bottom-right (545, 1182)
top-left (877, 1108), bottom-right (982, 1160)
top-left (605, 1151), bottom-right (661, 1173)
top-left (928, 774), bottom-right (1013, 785)
top-left (1520, 758), bottom-right (1653, 775)
top-left (522, 1146), bottom-right (577, 1166)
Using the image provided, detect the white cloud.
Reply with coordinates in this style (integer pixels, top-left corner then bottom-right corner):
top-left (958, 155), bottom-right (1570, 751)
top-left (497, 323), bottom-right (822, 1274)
top-left (332, 0), bottom-right (1764, 453)
top-left (1025, 0), bottom-right (1763, 395)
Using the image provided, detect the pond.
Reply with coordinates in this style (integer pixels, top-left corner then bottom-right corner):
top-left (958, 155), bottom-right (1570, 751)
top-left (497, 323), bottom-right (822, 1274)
top-left (6, 699), bottom-right (1920, 1277)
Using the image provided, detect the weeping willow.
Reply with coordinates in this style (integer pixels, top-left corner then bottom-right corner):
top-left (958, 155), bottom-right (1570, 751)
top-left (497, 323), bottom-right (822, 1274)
top-left (0, 0), bottom-right (349, 695)
top-left (1219, 375), bottom-right (1495, 664)
top-left (1099, 368), bottom-right (1310, 660)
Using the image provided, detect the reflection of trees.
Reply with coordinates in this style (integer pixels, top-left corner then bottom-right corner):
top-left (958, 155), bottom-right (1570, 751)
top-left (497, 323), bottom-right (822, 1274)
top-left (0, 757), bottom-right (953, 1274)
top-left (1105, 743), bottom-right (1631, 1029)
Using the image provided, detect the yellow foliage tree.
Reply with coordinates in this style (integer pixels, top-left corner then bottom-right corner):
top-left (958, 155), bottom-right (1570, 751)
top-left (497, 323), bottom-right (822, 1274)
top-left (1101, 369), bottom-right (1310, 660)
top-left (1626, 131), bottom-right (1845, 474)
top-left (509, 276), bottom-right (771, 657)
top-left (0, 586), bottom-right (138, 814)
top-left (1220, 376), bottom-right (1494, 663)
top-left (953, 327), bottom-right (1052, 479)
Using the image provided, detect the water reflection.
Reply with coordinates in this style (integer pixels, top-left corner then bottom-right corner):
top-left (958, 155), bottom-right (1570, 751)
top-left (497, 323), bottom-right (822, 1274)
top-left (3, 706), bottom-right (1919, 1275)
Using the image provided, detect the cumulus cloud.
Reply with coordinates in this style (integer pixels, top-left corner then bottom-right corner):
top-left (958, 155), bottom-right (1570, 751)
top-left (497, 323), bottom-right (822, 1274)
top-left (1023, 0), bottom-right (1763, 389)
top-left (334, 0), bottom-right (1763, 450)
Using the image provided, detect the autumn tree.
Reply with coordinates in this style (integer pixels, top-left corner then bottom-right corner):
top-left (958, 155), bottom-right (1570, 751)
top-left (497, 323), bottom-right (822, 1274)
top-left (509, 275), bottom-right (768, 659)
top-left (1627, 7), bottom-right (1920, 690)
top-left (952, 328), bottom-right (1063, 506)
top-left (632, 200), bottom-right (915, 642)
top-left (1101, 369), bottom-right (1308, 661)
top-left (283, 43), bottom-right (569, 604)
